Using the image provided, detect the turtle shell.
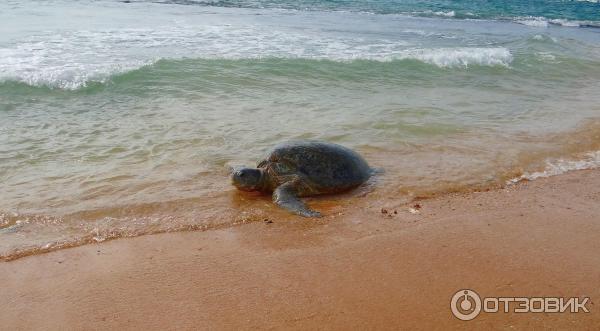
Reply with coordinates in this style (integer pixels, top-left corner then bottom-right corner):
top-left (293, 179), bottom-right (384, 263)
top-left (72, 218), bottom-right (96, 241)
top-left (257, 140), bottom-right (372, 194)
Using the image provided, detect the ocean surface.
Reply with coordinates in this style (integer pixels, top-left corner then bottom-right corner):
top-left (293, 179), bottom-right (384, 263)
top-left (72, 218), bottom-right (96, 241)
top-left (2, 0), bottom-right (600, 260)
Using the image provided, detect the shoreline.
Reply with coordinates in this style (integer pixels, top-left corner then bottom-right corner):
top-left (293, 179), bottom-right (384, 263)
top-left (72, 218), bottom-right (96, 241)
top-left (2, 168), bottom-right (600, 329)
top-left (5, 118), bottom-right (600, 261)
top-left (4, 135), bottom-right (600, 263)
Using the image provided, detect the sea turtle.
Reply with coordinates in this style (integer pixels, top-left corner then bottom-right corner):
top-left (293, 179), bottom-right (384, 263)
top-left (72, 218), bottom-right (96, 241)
top-left (231, 140), bottom-right (377, 217)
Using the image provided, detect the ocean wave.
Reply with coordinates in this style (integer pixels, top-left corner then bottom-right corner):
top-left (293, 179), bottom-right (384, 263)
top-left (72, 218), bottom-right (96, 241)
top-left (0, 25), bottom-right (513, 89)
top-left (413, 10), bottom-right (456, 18)
top-left (509, 151), bottom-right (600, 184)
top-left (516, 17), bottom-right (549, 28)
top-left (531, 34), bottom-right (557, 43)
top-left (0, 58), bottom-right (154, 90)
top-left (513, 16), bottom-right (600, 28)
top-left (393, 48), bottom-right (512, 68)
top-left (143, 0), bottom-right (600, 28)
top-left (434, 10), bottom-right (455, 18)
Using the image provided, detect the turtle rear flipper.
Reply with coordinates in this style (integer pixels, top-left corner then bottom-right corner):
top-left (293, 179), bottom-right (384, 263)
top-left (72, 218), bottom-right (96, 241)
top-left (273, 183), bottom-right (322, 218)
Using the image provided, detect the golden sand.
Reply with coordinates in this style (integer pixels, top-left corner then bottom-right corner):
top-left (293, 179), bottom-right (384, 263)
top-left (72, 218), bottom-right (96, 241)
top-left (1, 169), bottom-right (600, 329)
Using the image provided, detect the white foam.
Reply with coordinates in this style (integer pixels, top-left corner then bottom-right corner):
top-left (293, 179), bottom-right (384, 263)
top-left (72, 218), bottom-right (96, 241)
top-left (514, 17), bottom-right (598, 28)
top-left (548, 19), bottom-right (582, 27)
top-left (434, 10), bottom-right (455, 18)
top-left (509, 151), bottom-right (600, 184)
top-left (517, 17), bottom-right (549, 28)
top-left (395, 47), bottom-right (512, 68)
top-left (416, 10), bottom-right (456, 18)
top-left (0, 31), bottom-right (160, 89)
top-left (0, 24), bottom-right (513, 89)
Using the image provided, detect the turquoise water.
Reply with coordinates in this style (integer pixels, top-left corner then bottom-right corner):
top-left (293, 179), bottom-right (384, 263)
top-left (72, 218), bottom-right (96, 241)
top-left (1, 0), bottom-right (600, 259)
top-left (140, 0), bottom-right (600, 22)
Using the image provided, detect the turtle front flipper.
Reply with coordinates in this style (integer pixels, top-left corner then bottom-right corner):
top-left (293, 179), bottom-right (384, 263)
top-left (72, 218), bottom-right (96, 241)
top-left (273, 183), bottom-right (322, 218)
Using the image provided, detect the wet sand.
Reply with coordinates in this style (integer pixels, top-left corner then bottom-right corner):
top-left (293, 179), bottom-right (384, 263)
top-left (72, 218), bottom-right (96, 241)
top-left (1, 169), bottom-right (600, 329)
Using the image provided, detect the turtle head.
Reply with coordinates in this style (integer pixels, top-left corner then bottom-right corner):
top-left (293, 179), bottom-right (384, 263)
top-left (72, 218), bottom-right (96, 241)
top-left (231, 167), bottom-right (265, 192)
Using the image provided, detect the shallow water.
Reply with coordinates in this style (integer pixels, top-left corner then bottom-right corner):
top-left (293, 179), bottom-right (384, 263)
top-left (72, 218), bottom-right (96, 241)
top-left (2, 0), bottom-right (600, 259)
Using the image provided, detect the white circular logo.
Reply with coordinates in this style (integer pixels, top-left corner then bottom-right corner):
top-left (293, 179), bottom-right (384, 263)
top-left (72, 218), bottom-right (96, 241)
top-left (450, 289), bottom-right (482, 321)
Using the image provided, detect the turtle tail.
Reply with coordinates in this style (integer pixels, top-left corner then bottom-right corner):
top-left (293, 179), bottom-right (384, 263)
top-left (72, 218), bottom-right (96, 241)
top-left (370, 167), bottom-right (385, 176)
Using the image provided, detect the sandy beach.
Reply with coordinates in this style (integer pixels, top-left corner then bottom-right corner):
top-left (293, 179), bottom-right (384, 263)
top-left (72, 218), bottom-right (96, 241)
top-left (2, 169), bottom-right (599, 329)
top-left (3, 1), bottom-right (600, 329)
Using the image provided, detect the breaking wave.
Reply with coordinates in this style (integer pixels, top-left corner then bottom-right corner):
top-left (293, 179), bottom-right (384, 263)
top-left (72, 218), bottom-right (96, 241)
top-left (514, 16), bottom-right (600, 28)
top-left (0, 28), bottom-right (513, 90)
top-left (509, 151), bottom-right (600, 184)
top-left (140, 0), bottom-right (600, 28)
